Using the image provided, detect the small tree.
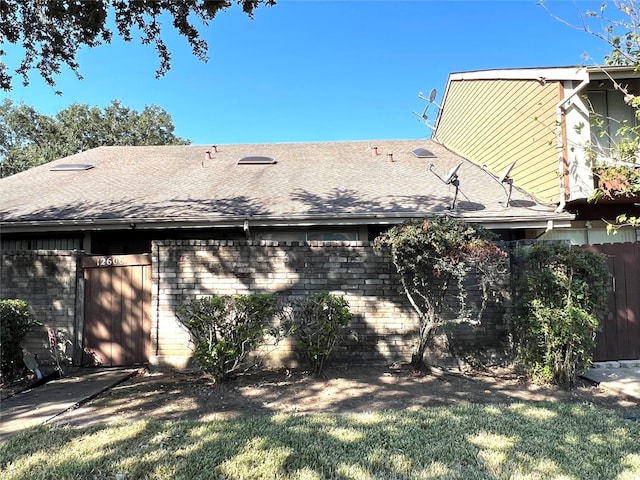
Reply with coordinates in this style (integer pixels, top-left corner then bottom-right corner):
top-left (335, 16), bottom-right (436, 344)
top-left (0, 299), bottom-right (38, 383)
top-left (375, 217), bottom-right (507, 369)
top-left (177, 294), bottom-right (279, 382)
top-left (286, 293), bottom-right (352, 376)
top-left (512, 243), bottom-right (610, 387)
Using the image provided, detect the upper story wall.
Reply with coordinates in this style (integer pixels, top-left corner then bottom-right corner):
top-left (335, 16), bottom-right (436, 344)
top-left (564, 76), bottom-right (640, 202)
top-left (434, 77), bottom-right (561, 204)
top-left (434, 67), bottom-right (640, 206)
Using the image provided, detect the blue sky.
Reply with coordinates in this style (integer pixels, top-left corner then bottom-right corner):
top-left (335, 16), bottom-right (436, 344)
top-left (1, 0), bottom-right (612, 145)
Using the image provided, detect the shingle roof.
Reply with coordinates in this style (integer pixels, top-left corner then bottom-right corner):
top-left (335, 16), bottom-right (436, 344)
top-left (0, 140), bottom-right (570, 230)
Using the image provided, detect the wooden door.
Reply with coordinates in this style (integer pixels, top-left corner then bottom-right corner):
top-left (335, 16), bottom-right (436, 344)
top-left (82, 254), bottom-right (151, 366)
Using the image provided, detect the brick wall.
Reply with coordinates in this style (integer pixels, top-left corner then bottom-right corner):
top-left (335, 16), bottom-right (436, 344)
top-left (152, 240), bottom-right (512, 369)
top-left (0, 250), bottom-right (82, 367)
top-left (0, 242), bottom-right (512, 371)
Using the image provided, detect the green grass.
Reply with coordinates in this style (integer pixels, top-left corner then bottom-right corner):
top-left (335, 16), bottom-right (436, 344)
top-left (1, 403), bottom-right (639, 479)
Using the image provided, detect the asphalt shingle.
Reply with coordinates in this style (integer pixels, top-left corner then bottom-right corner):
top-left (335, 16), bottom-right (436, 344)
top-left (0, 140), bottom-right (566, 227)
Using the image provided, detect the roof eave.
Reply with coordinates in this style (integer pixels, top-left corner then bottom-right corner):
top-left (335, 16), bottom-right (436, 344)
top-left (586, 65), bottom-right (640, 79)
top-left (447, 66), bottom-right (587, 82)
top-left (0, 211), bottom-right (574, 234)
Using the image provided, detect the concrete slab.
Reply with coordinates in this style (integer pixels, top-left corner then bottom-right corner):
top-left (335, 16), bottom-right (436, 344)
top-left (582, 367), bottom-right (640, 402)
top-left (0, 368), bottom-right (138, 441)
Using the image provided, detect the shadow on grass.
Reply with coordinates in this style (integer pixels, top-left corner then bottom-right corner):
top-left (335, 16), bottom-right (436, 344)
top-left (37, 365), bottom-right (640, 432)
top-left (2, 403), bottom-right (640, 479)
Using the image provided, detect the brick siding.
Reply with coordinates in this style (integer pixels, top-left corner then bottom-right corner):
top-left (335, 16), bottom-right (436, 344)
top-left (151, 240), bottom-right (512, 369)
top-left (0, 250), bottom-right (82, 367)
top-left (0, 241), bottom-right (512, 371)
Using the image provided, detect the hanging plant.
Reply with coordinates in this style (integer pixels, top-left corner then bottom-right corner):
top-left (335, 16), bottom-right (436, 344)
top-left (592, 165), bottom-right (640, 200)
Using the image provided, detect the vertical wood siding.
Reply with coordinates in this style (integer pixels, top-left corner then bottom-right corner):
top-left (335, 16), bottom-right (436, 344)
top-left (588, 243), bottom-right (640, 361)
top-left (83, 254), bottom-right (151, 366)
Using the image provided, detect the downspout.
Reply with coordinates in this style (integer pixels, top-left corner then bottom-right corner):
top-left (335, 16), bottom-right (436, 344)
top-left (243, 219), bottom-right (251, 240)
top-left (555, 71), bottom-right (590, 213)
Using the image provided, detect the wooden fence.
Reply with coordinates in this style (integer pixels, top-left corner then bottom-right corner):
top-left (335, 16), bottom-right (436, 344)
top-left (587, 242), bottom-right (640, 361)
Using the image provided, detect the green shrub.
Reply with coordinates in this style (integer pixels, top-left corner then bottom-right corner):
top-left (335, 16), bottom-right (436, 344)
top-left (177, 294), bottom-right (278, 382)
top-left (513, 243), bottom-right (609, 388)
top-left (374, 217), bottom-right (507, 368)
top-left (0, 299), bottom-right (38, 383)
top-left (286, 293), bottom-right (352, 375)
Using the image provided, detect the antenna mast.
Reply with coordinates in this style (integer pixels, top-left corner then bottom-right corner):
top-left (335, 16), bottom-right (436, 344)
top-left (429, 162), bottom-right (463, 210)
top-left (413, 88), bottom-right (440, 131)
top-left (482, 161), bottom-right (517, 207)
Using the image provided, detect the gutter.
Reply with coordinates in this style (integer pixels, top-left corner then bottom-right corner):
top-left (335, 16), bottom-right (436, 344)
top-left (0, 210), bottom-right (574, 235)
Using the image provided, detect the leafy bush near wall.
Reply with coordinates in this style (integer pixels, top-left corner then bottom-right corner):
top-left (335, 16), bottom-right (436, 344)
top-left (285, 293), bottom-right (352, 375)
top-left (375, 217), bottom-right (508, 369)
top-left (0, 299), bottom-right (38, 383)
top-left (512, 243), bottom-right (610, 388)
top-left (177, 294), bottom-right (279, 382)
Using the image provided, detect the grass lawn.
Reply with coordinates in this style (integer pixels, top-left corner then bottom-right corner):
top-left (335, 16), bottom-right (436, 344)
top-left (1, 403), bottom-right (639, 480)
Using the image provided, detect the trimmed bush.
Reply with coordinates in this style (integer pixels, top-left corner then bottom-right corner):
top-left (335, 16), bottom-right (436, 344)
top-left (374, 217), bottom-right (507, 369)
top-left (177, 294), bottom-right (279, 382)
top-left (286, 293), bottom-right (352, 375)
top-left (512, 243), bottom-right (609, 387)
top-left (0, 299), bottom-right (38, 383)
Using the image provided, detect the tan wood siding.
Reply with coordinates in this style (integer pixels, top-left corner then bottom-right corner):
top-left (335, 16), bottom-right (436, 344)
top-left (435, 79), bottom-right (561, 203)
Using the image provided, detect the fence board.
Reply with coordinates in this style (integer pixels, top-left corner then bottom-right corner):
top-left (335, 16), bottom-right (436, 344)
top-left (589, 242), bottom-right (640, 361)
top-left (82, 255), bottom-right (151, 366)
top-left (624, 242), bottom-right (640, 359)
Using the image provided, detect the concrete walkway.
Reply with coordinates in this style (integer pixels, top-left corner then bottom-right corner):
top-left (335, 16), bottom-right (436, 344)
top-left (0, 368), bottom-right (138, 441)
top-left (582, 361), bottom-right (640, 402)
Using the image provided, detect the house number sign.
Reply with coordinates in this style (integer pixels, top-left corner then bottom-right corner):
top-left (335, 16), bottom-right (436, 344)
top-left (93, 256), bottom-right (126, 267)
top-left (82, 254), bottom-right (151, 269)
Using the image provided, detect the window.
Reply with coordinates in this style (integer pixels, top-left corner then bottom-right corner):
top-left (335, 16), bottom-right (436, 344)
top-left (588, 89), bottom-right (637, 159)
top-left (306, 232), bottom-right (357, 241)
top-left (1, 237), bottom-right (82, 251)
top-left (256, 230), bottom-right (358, 242)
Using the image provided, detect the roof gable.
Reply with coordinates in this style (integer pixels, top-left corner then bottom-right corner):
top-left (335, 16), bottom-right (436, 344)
top-left (434, 77), bottom-right (561, 203)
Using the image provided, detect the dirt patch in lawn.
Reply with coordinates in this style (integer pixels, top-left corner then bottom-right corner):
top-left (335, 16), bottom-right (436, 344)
top-left (51, 364), bottom-right (639, 428)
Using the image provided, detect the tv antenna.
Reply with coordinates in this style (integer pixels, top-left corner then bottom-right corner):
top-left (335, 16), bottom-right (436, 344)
top-left (429, 162), bottom-right (463, 210)
top-left (420, 88), bottom-right (441, 109)
top-left (413, 88), bottom-right (440, 130)
top-left (482, 161), bottom-right (517, 207)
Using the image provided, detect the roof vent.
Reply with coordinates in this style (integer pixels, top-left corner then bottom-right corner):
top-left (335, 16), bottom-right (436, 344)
top-left (238, 156), bottom-right (277, 165)
top-left (50, 163), bottom-right (94, 171)
top-left (412, 148), bottom-right (436, 158)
